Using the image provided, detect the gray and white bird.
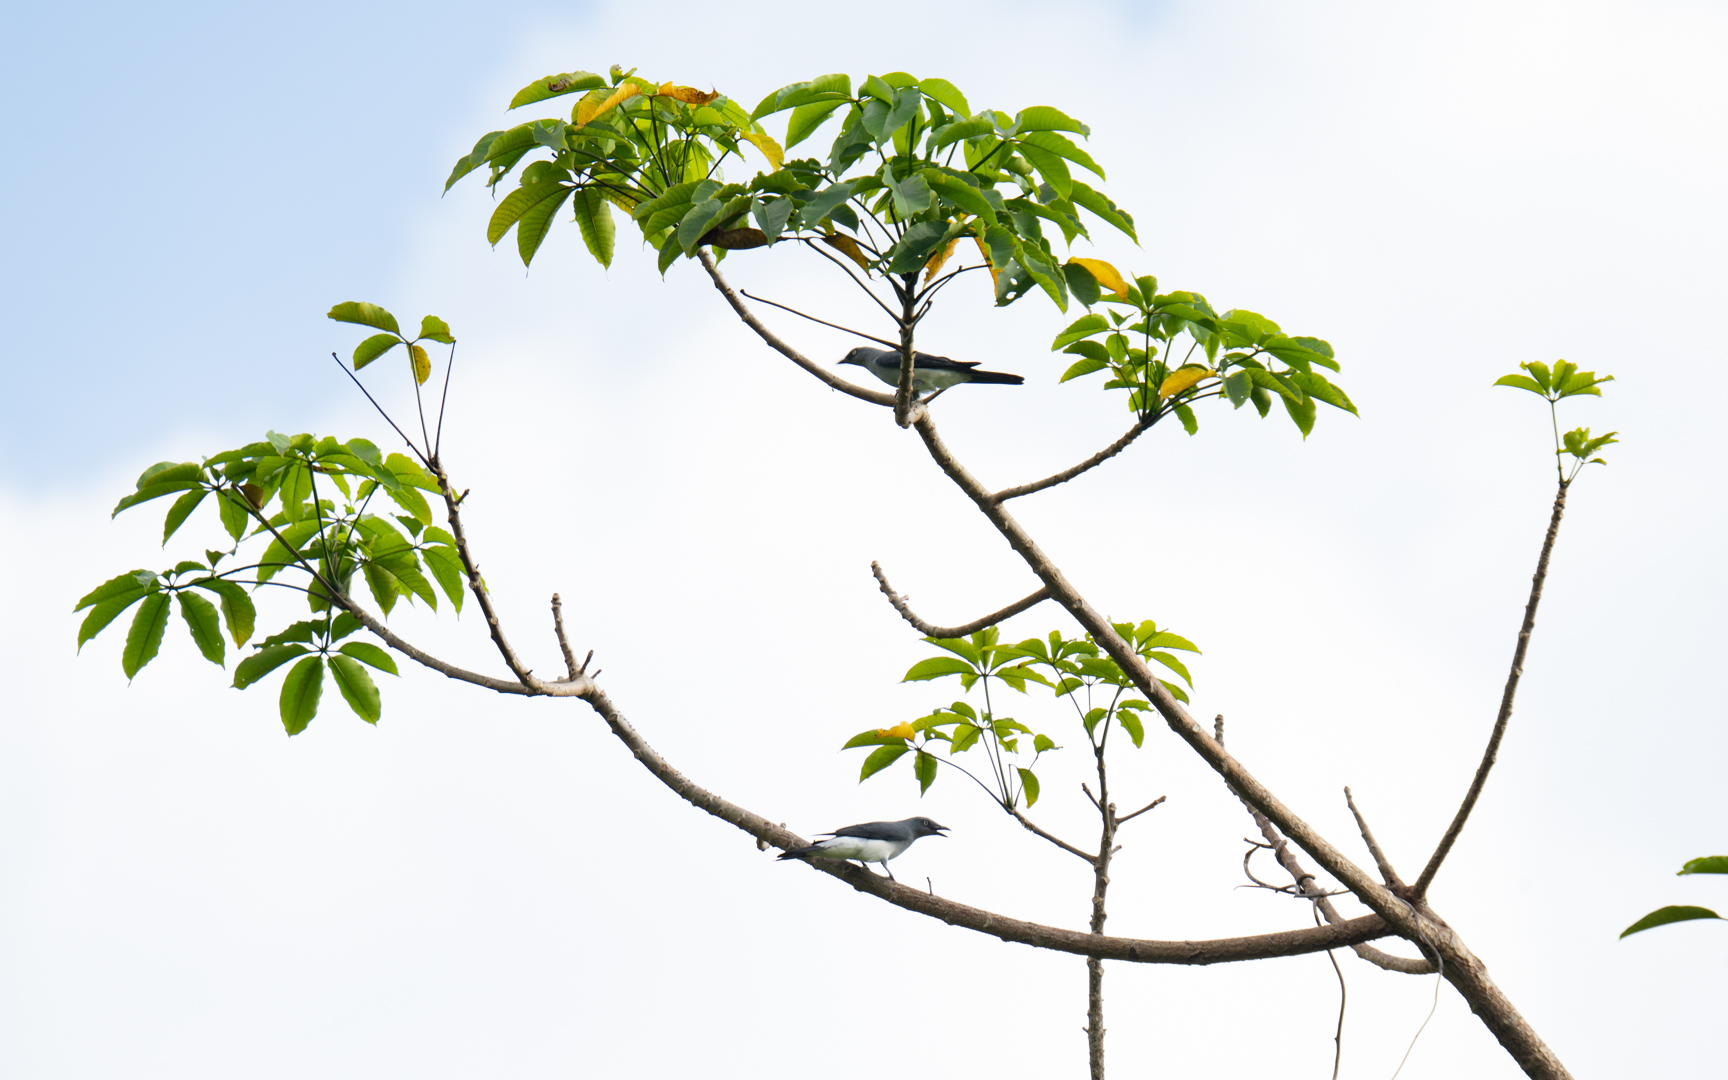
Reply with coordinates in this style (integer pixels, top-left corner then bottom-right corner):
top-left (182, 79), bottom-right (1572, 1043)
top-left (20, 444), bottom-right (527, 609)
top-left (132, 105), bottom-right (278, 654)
top-left (839, 347), bottom-right (1023, 399)
top-left (777, 816), bottom-right (949, 881)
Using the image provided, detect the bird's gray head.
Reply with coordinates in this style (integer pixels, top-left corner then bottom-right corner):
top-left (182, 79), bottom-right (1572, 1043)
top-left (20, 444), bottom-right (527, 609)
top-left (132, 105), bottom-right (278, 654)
top-left (839, 347), bottom-right (875, 368)
top-left (908, 817), bottom-right (949, 839)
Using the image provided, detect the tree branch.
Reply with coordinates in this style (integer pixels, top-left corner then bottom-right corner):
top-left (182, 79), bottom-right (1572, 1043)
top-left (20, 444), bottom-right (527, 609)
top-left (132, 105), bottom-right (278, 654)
top-left (1009, 806), bottom-right (1098, 867)
top-left (696, 249), bottom-right (898, 408)
top-left (429, 452), bottom-right (538, 690)
top-left (739, 290), bottom-right (898, 350)
top-left (870, 560), bottom-right (1051, 638)
top-left (1117, 795), bottom-right (1166, 825)
top-left (1344, 786), bottom-right (1406, 890)
top-left (551, 593), bottom-right (580, 681)
top-left (575, 681), bottom-right (1391, 964)
top-left (1217, 716), bottom-right (1432, 974)
top-left (992, 414), bottom-right (1156, 502)
top-left (1415, 482), bottom-right (1568, 897)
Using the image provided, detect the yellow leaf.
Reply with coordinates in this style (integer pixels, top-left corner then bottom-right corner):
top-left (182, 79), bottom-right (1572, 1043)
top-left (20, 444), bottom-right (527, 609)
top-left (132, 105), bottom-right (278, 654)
top-left (1157, 365), bottom-right (1212, 399)
top-left (410, 344), bottom-right (431, 386)
top-left (974, 235), bottom-right (999, 290)
top-left (577, 82), bottom-right (644, 126)
top-left (923, 237), bottom-right (961, 282)
top-left (1067, 257), bottom-right (1130, 299)
top-left (877, 722), bottom-right (916, 740)
top-left (655, 82), bottom-right (720, 106)
top-left (739, 131), bottom-right (784, 171)
top-left (821, 232), bottom-right (870, 270)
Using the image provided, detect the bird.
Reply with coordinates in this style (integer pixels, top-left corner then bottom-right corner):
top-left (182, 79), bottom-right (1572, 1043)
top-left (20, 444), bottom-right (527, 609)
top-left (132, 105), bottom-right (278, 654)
top-left (838, 347), bottom-right (1023, 401)
top-left (777, 816), bottom-right (949, 881)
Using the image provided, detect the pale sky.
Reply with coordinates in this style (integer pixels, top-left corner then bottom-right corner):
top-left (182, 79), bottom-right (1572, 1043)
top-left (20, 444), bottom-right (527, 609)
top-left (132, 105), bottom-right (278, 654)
top-left (3, 1), bottom-right (1724, 1077)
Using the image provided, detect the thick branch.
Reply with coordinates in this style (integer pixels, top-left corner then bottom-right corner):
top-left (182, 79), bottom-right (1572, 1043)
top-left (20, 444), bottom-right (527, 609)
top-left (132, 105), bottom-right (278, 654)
top-left (576, 681), bottom-right (1394, 965)
top-left (871, 560), bottom-right (1051, 638)
top-left (1415, 482), bottom-right (1568, 897)
top-left (697, 249), bottom-right (898, 408)
top-left (992, 415), bottom-right (1155, 502)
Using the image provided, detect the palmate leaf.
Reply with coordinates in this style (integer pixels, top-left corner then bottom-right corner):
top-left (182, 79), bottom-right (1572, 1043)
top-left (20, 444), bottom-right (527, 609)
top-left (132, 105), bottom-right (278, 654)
top-left (328, 654), bottom-right (381, 724)
top-left (279, 656), bottom-right (324, 735)
top-left (859, 744), bottom-right (909, 781)
top-left (122, 592), bottom-right (172, 679)
top-left (177, 591), bottom-right (225, 667)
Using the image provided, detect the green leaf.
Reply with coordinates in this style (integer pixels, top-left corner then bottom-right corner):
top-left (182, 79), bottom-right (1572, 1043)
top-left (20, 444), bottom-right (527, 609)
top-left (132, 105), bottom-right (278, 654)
top-left (1281, 390), bottom-right (1316, 437)
top-left (1174, 402), bottom-right (1198, 435)
top-left (1621, 905), bottom-right (1723, 938)
top-left (1062, 263), bottom-right (1101, 307)
top-left (843, 728), bottom-right (908, 749)
top-left (785, 99), bottom-right (847, 149)
top-left (517, 184), bottom-right (576, 266)
top-left (1068, 180), bottom-right (1136, 241)
top-left (385, 483), bottom-right (432, 526)
top-left (122, 592), bottom-right (171, 679)
top-left (75, 570), bottom-right (154, 612)
top-left (112, 479), bottom-right (203, 518)
top-left (509, 70), bottom-right (606, 110)
top-left (177, 591), bottom-right (225, 666)
top-left (336, 641), bottom-right (398, 676)
top-left (860, 744), bottom-right (910, 781)
top-left (1680, 856), bottom-right (1728, 875)
top-left (917, 78), bottom-right (969, 117)
top-left (76, 574), bottom-right (154, 651)
top-left (189, 578), bottom-right (256, 646)
top-left (1020, 130), bottom-right (1104, 179)
top-left (920, 169), bottom-right (998, 220)
top-left (363, 561), bottom-right (399, 616)
top-left (1033, 733), bottom-right (1056, 753)
top-left (1117, 711), bottom-right (1145, 747)
top-left (572, 188), bottom-right (617, 267)
top-left (352, 333), bottom-right (401, 370)
top-left (279, 656), bottom-right (324, 735)
top-left (233, 643), bottom-right (310, 688)
top-left (417, 315), bottom-right (455, 344)
top-left (161, 489), bottom-right (208, 545)
top-left (421, 545), bottom-right (466, 612)
top-left (1051, 313), bottom-right (1108, 350)
top-left (902, 656), bottom-right (977, 682)
top-left (327, 302), bottom-right (401, 336)
top-left (218, 489), bottom-right (250, 540)
top-left (914, 750), bottom-right (938, 794)
top-left (1224, 369), bottom-right (1253, 408)
top-left (1015, 105), bottom-right (1089, 136)
top-left (800, 181), bottom-right (856, 228)
top-left (328, 654), bottom-right (381, 724)
top-left (1017, 767), bottom-right (1041, 807)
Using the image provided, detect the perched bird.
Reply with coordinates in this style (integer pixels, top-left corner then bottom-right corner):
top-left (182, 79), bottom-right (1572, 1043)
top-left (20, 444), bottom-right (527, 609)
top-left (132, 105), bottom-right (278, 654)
top-left (777, 817), bottom-right (949, 881)
top-left (839, 347), bottom-right (1023, 400)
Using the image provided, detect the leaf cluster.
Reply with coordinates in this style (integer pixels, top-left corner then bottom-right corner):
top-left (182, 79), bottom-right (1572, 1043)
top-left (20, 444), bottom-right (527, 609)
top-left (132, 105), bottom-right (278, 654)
top-left (1051, 280), bottom-right (1355, 437)
top-left (844, 621), bottom-right (1198, 809)
top-left (1493, 360), bottom-right (1618, 482)
top-left (448, 66), bottom-right (1135, 311)
top-left (74, 427), bottom-right (465, 735)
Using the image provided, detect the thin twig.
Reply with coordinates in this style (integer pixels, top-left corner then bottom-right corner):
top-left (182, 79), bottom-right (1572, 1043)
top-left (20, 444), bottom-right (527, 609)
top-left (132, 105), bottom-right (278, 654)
top-left (331, 353), bottom-right (431, 468)
top-left (1415, 481), bottom-right (1568, 897)
top-left (695, 250), bottom-right (897, 408)
top-left (1010, 806), bottom-right (1098, 866)
top-left (428, 451), bottom-right (538, 690)
top-left (551, 593), bottom-right (580, 681)
top-left (796, 238), bottom-right (904, 324)
top-left (739, 291), bottom-right (898, 349)
top-left (1316, 903), bottom-right (1347, 1080)
top-left (434, 341), bottom-right (456, 458)
top-left (992, 415), bottom-right (1157, 502)
top-left (1116, 795), bottom-right (1166, 825)
top-left (1344, 786), bottom-right (1406, 890)
top-left (870, 561), bottom-right (1051, 638)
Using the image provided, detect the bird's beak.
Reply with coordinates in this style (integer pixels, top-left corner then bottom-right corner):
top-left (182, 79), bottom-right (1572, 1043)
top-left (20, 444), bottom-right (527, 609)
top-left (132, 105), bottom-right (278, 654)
top-left (933, 825), bottom-right (950, 837)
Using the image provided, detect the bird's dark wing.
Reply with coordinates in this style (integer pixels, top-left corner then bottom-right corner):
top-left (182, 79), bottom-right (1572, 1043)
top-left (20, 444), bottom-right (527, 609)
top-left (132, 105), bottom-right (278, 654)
top-left (826, 820), bottom-right (910, 841)
top-left (912, 351), bottom-right (980, 371)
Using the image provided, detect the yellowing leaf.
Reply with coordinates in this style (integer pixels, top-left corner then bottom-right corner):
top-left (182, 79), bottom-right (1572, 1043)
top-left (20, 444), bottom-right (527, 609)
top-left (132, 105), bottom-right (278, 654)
top-left (974, 236), bottom-right (999, 290)
top-left (739, 131), bottom-right (784, 171)
top-left (656, 82), bottom-right (720, 105)
top-left (924, 237), bottom-right (961, 282)
top-left (577, 82), bottom-right (645, 126)
top-left (1067, 257), bottom-right (1129, 299)
top-left (410, 344), bottom-right (431, 386)
top-left (822, 232), bottom-right (870, 270)
top-left (877, 722), bottom-right (916, 740)
top-left (1158, 365), bottom-right (1212, 399)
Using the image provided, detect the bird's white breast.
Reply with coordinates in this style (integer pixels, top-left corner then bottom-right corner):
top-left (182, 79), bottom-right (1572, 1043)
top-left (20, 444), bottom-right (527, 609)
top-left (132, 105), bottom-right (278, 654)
top-left (813, 836), bottom-right (912, 863)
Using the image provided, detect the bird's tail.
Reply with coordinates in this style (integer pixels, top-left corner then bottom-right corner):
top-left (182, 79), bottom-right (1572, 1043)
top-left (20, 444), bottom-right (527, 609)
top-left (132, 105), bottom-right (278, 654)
top-left (778, 845), bottom-right (819, 861)
top-left (966, 369), bottom-right (1024, 385)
